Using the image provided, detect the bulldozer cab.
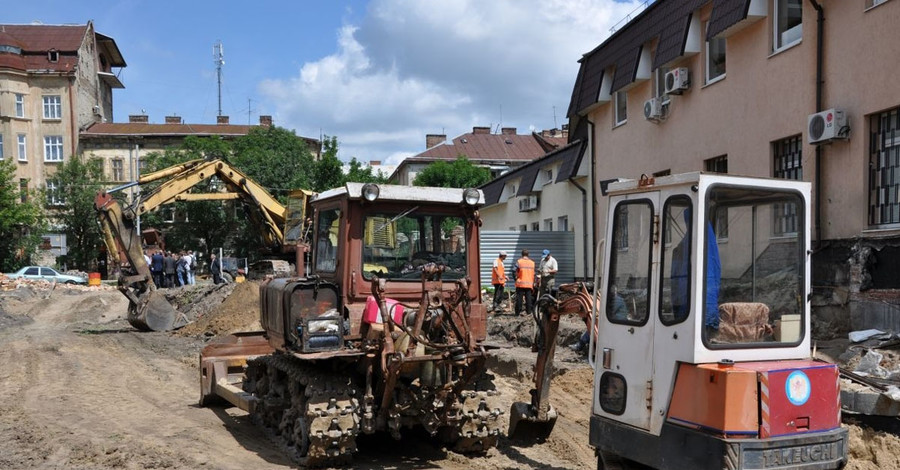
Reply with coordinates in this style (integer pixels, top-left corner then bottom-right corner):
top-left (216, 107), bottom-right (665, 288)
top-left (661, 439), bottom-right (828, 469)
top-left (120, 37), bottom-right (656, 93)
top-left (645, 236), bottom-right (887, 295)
top-left (593, 172), bottom-right (811, 436)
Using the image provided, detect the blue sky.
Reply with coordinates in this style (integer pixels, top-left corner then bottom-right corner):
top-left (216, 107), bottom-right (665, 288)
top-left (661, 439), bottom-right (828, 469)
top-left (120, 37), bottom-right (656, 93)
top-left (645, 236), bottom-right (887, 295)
top-left (6, 0), bottom-right (647, 165)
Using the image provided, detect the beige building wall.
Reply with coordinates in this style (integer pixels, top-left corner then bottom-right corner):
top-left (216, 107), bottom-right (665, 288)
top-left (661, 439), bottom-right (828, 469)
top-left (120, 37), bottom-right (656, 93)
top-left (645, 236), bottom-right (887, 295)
top-left (583, 1), bottom-right (900, 250)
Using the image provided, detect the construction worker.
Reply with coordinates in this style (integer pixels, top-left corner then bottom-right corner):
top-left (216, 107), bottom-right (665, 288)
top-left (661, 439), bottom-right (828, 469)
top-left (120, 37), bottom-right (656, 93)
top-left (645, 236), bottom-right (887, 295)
top-left (514, 249), bottom-right (535, 316)
top-left (491, 251), bottom-right (508, 312)
top-left (538, 249), bottom-right (558, 298)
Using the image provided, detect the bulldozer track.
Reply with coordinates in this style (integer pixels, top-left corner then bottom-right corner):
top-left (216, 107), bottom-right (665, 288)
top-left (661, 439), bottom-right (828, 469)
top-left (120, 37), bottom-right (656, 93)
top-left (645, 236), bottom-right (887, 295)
top-left (245, 354), bottom-right (360, 468)
top-left (453, 389), bottom-right (503, 453)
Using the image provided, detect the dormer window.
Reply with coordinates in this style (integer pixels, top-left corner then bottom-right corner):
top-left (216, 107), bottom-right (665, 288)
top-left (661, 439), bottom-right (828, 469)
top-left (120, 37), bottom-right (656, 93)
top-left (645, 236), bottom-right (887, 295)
top-left (48, 50), bottom-right (59, 62)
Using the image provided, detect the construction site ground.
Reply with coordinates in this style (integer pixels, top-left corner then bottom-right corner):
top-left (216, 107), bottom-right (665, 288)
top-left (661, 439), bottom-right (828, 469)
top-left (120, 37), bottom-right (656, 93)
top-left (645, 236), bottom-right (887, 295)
top-left (0, 279), bottom-right (898, 469)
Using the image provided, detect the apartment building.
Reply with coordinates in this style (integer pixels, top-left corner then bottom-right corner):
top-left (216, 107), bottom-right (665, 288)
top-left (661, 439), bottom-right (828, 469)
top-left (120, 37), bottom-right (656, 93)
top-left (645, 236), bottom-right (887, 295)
top-left (0, 21), bottom-right (125, 191)
top-left (566, 0), bottom-right (899, 330)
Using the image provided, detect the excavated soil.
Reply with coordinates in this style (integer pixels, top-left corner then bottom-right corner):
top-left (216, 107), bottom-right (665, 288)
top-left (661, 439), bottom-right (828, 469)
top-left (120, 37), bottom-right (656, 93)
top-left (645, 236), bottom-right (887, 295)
top-left (0, 282), bottom-right (895, 469)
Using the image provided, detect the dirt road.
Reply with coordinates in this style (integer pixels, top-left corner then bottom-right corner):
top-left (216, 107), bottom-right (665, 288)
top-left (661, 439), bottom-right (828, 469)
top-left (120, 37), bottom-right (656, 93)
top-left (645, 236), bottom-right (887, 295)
top-left (0, 284), bottom-right (895, 469)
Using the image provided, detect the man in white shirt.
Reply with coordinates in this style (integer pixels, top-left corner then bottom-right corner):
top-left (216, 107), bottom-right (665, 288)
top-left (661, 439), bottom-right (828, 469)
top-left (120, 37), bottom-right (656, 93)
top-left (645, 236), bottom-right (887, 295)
top-left (538, 249), bottom-right (558, 298)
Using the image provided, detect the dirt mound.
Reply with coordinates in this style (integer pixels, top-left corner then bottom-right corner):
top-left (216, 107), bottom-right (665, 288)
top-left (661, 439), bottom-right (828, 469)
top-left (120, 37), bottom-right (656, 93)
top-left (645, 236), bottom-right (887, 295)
top-left (176, 280), bottom-right (261, 337)
top-left (846, 422), bottom-right (900, 470)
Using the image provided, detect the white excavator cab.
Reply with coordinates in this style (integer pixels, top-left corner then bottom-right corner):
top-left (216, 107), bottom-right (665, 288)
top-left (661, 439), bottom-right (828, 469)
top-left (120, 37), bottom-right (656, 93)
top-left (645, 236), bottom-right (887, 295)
top-left (590, 172), bottom-right (846, 470)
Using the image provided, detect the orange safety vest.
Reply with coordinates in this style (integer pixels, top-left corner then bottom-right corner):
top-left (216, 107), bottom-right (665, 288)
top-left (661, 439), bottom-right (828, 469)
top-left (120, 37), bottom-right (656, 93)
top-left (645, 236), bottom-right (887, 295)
top-left (491, 257), bottom-right (506, 285)
top-left (515, 258), bottom-right (535, 289)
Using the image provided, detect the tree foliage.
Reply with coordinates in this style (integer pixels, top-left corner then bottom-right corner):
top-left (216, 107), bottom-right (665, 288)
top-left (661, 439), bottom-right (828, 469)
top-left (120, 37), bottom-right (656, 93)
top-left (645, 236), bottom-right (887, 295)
top-left (345, 157), bottom-right (389, 184)
top-left (49, 155), bottom-right (106, 270)
top-left (0, 159), bottom-right (45, 272)
top-left (412, 156), bottom-right (491, 189)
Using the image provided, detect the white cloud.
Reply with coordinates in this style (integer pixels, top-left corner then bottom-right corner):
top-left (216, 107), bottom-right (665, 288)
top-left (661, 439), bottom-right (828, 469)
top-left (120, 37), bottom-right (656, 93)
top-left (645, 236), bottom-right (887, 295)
top-left (260, 0), bottom-right (646, 164)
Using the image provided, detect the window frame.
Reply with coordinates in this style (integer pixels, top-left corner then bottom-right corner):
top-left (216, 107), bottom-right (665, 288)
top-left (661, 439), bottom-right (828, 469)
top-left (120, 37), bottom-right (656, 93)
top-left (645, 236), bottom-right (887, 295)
top-left (46, 180), bottom-right (64, 206)
top-left (659, 195), bottom-right (693, 327)
top-left (614, 90), bottom-right (628, 126)
top-left (868, 106), bottom-right (900, 227)
top-left (112, 158), bottom-right (124, 181)
top-left (557, 216), bottom-right (568, 232)
top-left (17, 134), bottom-right (27, 162)
top-left (705, 21), bottom-right (726, 84)
top-left (43, 135), bottom-right (64, 162)
top-left (0, 133), bottom-right (3, 159)
top-left (15, 93), bottom-right (25, 118)
top-left (42, 95), bottom-right (62, 120)
top-left (773, 0), bottom-right (803, 52)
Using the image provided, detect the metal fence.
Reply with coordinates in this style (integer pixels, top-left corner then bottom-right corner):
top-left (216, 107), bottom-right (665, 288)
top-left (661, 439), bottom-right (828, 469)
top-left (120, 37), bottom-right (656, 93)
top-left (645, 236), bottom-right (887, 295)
top-left (479, 230), bottom-right (575, 288)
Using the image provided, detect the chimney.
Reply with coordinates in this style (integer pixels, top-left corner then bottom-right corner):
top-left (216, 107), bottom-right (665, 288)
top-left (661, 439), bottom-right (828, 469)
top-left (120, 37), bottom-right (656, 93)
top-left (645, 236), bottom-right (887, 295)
top-left (259, 115), bottom-right (273, 127)
top-left (472, 126), bottom-right (491, 134)
top-left (129, 114), bottom-right (148, 123)
top-left (426, 134), bottom-right (446, 149)
top-left (501, 127), bottom-right (517, 135)
top-left (369, 160), bottom-right (381, 166)
top-left (216, 115), bottom-right (229, 125)
top-left (165, 115), bottom-right (182, 124)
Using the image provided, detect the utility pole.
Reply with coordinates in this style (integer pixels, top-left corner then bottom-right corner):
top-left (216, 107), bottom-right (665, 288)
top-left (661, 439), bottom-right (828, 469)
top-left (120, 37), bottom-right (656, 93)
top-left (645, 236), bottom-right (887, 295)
top-left (213, 40), bottom-right (224, 117)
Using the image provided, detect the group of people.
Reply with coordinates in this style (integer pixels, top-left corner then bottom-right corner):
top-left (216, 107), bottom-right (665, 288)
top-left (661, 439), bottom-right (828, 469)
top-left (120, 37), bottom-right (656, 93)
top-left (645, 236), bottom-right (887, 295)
top-left (490, 248), bottom-right (558, 315)
top-left (144, 250), bottom-right (197, 288)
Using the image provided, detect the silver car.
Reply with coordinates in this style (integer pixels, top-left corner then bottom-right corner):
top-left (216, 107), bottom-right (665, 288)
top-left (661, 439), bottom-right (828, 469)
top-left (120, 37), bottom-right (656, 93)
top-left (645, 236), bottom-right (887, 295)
top-left (6, 266), bottom-right (88, 285)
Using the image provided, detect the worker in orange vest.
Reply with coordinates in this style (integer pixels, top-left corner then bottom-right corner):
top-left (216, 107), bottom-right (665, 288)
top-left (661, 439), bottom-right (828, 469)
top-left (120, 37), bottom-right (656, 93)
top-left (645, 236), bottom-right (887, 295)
top-left (513, 249), bottom-right (535, 316)
top-left (491, 251), bottom-right (508, 312)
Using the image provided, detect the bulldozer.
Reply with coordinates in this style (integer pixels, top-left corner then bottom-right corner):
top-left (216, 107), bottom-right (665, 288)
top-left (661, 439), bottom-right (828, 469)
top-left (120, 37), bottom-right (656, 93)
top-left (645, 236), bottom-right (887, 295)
top-left (198, 182), bottom-right (503, 466)
top-left (509, 172), bottom-right (848, 470)
top-left (95, 158), bottom-right (313, 331)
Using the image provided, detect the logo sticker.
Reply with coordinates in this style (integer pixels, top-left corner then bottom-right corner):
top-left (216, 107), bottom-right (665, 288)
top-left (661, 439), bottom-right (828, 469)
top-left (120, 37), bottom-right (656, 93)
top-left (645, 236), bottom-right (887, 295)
top-left (785, 370), bottom-right (811, 406)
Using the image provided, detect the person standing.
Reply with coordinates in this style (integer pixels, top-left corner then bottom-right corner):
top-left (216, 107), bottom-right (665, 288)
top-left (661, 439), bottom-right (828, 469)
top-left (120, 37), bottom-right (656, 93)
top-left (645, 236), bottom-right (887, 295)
top-left (97, 247), bottom-right (108, 280)
top-left (491, 251), bottom-right (508, 312)
top-left (538, 249), bottom-right (558, 299)
top-left (210, 253), bottom-right (223, 285)
top-left (150, 250), bottom-right (164, 288)
top-left (514, 249), bottom-right (535, 316)
top-left (163, 251), bottom-right (176, 288)
top-left (185, 250), bottom-right (196, 285)
top-left (176, 251), bottom-right (188, 287)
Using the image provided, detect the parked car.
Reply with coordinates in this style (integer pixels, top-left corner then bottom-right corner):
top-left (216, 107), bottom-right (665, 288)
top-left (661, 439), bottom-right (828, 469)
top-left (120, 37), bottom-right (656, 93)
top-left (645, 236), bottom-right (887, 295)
top-left (5, 266), bottom-right (88, 285)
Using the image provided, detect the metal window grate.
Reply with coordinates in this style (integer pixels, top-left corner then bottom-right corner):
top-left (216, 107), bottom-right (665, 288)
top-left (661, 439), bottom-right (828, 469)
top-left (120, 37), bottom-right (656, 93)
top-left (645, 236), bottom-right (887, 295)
top-left (773, 135), bottom-right (802, 235)
top-left (869, 107), bottom-right (900, 226)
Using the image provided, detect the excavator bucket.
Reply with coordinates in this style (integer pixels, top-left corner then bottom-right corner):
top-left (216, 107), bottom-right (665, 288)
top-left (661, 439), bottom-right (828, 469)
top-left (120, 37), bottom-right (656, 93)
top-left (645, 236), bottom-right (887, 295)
top-left (127, 289), bottom-right (181, 331)
top-left (508, 401), bottom-right (557, 442)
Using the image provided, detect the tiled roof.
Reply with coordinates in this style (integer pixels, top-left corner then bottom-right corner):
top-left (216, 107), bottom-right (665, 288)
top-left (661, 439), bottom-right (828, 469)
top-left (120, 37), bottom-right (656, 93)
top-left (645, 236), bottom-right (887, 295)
top-left (569, 0), bottom-right (759, 118)
top-left (1, 24), bottom-right (88, 52)
top-left (81, 122), bottom-right (256, 137)
top-left (480, 140), bottom-right (586, 205)
top-left (417, 132), bottom-right (566, 162)
top-left (0, 23), bottom-right (125, 73)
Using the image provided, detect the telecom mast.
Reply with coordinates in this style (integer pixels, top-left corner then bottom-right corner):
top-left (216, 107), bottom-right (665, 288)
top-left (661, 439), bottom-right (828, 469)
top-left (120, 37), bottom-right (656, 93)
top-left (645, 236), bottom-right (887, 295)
top-left (213, 40), bottom-right (224, 117)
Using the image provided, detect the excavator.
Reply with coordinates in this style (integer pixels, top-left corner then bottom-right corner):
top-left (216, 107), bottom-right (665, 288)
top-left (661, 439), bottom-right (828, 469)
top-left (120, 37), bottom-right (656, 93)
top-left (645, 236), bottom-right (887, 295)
top-left (510, 172), bottom-right (848, 470)
top-left (95, 158), bottom-right (312, 331)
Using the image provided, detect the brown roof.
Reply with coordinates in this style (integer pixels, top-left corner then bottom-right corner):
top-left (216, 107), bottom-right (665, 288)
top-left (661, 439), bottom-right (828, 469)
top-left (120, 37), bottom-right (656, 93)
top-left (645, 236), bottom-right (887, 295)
top-left (0, 23), bottom-right (125, 73)
top-left (480, 140), bottom-right (587, 205)
top-left (81, 122), bottom-right (256, 137)
top-left (417, 132), bottom-right (566, 162)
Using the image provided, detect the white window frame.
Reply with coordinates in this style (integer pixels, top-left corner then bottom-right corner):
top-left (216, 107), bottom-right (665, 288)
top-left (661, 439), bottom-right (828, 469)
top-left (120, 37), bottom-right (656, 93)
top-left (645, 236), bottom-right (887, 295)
top-left (42, 95), bottom-right (62, 120)
top-left (44, 136), bottom-right (63, 162)
top-left (773, 0), bottom-right (803, 51)
top-left (866, 0), bottom-right (890, 9)
top-left (0, 134), bottom-right (4, 159)
top-left (614, 90), bottom-right (628, 126)
top-left (112, 158), bottom-right (124, 181)
top-left (558, 216), bottom-right (568, 232)
top-left (17, 134), bottom-right (27, 161)
top-left (15, 94), bottom-right (25, 118)
top-left (46, 180), bottom-right (64, 206)
top-left (543, 218), bottom-right (553, 231)
top-left (542, 167), bottom-right (553, 185)
top-left (705, 22), bottom-right (726, 84)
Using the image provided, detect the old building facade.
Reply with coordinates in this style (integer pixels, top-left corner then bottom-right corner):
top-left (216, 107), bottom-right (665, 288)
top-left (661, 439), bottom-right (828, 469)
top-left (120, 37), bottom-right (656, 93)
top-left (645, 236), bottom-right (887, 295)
top-left (566, 0), bottom-right (899, 331)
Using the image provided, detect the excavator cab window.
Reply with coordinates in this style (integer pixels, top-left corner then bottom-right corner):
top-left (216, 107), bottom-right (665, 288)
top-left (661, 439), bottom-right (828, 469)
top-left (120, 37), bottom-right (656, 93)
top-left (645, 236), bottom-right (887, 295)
top-left (660, 196), bottom-right (692, 326)
top-left (315, 208), bottom-right (341, 273)
top-left (702, 185), bottom-right (806, 348)
top-left (606, 200), bottom-right (653, 325)
top-left (362, 212), bottom-right (467, 281)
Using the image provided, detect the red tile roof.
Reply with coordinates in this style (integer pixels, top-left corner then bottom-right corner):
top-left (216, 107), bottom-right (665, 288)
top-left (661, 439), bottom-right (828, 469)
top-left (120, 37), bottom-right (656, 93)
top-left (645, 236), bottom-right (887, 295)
top-left (417, 132), bottom-right (566, 163)
top-left (1, 24), bottom-right (88, 73)
top-left (82, 122), bottom-right (256, 137)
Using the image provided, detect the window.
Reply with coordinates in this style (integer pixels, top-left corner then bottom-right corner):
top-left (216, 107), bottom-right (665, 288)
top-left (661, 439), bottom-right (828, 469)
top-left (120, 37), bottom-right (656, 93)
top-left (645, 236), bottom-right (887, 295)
top-left (15, 94), bottom-right (25, 117)
top-left (112, 159), bottom-right (124, 181)
top-left (705, 156), bottom-right (729, 239)
top-left (867, 0), bottom-right (890, 7)
top-left (315, 208), bottom-right (341, 273)
top-left (48, 50), bottom-right (59, 62)
top-left (42, 96), bottom-right (62, 119)
top-left (615, 90), bottom-right (627, 126)
top-left (46, 180), bottom-right (64, 206)
top-left (0, 134), bottom-right (3, 159)
top-left (705, 22), bottom-right (726, 83)
top-left (557, 216), bottom-right (568, 232)
top-left (17, 134), bottom-right (26, 161)
top-left (519, 224), bottom-right (527, 232)
top-left (531, 222), bottom-right (540, 232)
top-left (705, 155), bottom-right (728, 174)
top-left (361, 212), bottom-right (468, 281)
top-left (774, 0), bottom-right (803, 51)
top-left (20, 179), bottom-right (28, 203)
top-left (660, 196), bottom-right (692, 325)
top-left (608, 201), bottom-right (653, 324)
top-left (543, 218), bottom-right (553, 231)
top-left (774, 136), bottom-right (803, 181)
top-left (44, 136), bottom-right (63, 162)
top-left (869, 106), bottom-right (900, 226)
top-left (542, 168), bottom-right (553, 185)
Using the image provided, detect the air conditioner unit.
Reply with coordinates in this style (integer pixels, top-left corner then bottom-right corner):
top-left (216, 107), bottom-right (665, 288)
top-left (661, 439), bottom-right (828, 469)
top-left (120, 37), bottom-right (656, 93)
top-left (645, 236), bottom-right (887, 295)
top-left (518, 195), bottom-right (539, 212)
top-left (664, 67), bottom-right (690, 94)
top-left (644, 98), bottom-right (662, 120)
top-left (808, 108), bottom-right (848, 144)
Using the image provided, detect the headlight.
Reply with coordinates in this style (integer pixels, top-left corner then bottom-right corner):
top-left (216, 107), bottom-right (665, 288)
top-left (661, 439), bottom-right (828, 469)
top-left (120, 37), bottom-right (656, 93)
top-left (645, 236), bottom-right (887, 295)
top-left (362, 183), bottom-right (380, 202)
top-left (463, 188), bottom-right (480, 206)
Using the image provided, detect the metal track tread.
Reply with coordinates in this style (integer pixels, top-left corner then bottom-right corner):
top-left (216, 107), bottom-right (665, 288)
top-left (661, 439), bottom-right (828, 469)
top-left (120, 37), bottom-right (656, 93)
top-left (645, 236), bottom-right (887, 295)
top-left (453, 389), bottom-right (503, 453)
top-left (245, 354), bottom-right (361, 468)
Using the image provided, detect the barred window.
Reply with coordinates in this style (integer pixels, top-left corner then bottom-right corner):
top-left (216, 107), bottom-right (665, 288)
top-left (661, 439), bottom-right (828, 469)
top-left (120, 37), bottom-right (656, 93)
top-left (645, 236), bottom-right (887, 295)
top-left (869, 106), bottom-right (900, 226)
top-left (773, 135), bottom-right (802, 235)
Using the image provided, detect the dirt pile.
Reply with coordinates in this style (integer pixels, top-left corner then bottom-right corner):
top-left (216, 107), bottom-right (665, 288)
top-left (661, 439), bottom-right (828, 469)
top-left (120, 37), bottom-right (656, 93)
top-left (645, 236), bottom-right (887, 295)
top-left (176, 280), bottom-right (261, 337)
top-left (846, 422), bottom-right (900, 470)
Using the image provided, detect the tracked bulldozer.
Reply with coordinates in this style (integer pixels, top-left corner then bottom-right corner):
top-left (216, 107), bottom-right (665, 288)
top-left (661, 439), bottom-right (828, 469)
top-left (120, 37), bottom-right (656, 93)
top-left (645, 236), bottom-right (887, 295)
top-left (199, 183), bottom-right (503, 466)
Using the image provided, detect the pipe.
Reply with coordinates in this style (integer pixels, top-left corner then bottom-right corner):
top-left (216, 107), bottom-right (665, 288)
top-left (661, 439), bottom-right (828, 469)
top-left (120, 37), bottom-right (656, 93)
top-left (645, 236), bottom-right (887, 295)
top-left (808, 0), bottom-right (824, 247)
top-left (587, 119), bottom-right (598, 277)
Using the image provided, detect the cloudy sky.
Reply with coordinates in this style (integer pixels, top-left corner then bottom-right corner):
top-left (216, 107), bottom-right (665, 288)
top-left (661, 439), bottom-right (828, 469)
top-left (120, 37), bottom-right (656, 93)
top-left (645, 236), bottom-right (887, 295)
top-left (6, 0), bottom-right (649, 165)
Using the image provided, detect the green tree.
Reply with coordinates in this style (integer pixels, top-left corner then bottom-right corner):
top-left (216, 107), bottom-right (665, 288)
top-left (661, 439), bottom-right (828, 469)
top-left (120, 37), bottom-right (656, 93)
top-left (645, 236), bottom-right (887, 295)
top-left (345, 157), bottom-right (388, 184)
top-left (0, 159), bottom-right (45, 272)
top-left (312, 135), bottom-right (345, 192)
top-left (49, 155), bottom-right (106, 270)
top-left (412, 156), bottom-right (491, 188)
top-left (231, 126), bottom-right (317, 200)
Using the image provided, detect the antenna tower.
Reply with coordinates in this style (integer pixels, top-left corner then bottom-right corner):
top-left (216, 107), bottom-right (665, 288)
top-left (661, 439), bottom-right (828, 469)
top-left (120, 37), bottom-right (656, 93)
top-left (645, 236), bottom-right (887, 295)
top-left (213, 40), bottom-right (225, 117)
